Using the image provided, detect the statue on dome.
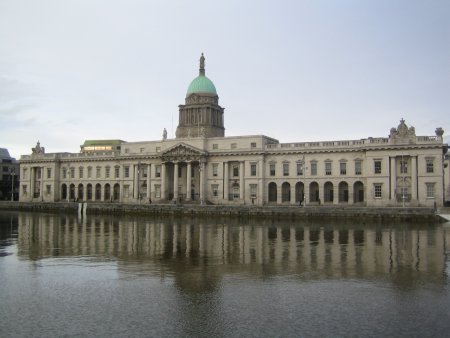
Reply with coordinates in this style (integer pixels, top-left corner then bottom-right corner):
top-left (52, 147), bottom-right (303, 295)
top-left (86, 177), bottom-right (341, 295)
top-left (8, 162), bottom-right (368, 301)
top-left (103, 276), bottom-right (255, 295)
top-left (200, 53), bottom-right (205, 70)
top-left (163, 128), bottom-right (167, 140)
top-left (199, 53), bottom-right (205, 76)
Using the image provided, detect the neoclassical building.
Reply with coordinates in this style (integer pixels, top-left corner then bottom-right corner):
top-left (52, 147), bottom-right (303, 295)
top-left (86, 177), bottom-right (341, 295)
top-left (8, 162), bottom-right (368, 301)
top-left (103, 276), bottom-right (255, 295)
top-left (19, 55), bottom-right (448, 207)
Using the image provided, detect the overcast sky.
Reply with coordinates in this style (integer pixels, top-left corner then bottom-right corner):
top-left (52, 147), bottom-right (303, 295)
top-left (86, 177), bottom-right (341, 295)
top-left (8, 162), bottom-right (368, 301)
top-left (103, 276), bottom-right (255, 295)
top-left (1, 0), bottom-right (449, 159)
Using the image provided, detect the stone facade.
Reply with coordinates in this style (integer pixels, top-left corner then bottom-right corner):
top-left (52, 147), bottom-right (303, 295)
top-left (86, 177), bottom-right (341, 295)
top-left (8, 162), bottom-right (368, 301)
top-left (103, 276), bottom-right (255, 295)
top-left (18, 56), bottom-right (448, 208)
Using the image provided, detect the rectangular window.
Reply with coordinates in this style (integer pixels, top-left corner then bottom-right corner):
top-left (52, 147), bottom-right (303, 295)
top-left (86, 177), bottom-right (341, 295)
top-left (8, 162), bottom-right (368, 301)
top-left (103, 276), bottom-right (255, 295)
top-left (155, 185), bottom-right (161, 198)
top-left (23, 168), bottom-right (28, 180)
top-left (47, 168), bottom-right (51, 179)
top-left (37, 168), bottom-right (41, 179)
top-left (325, 162), bottom-right (332, 175)
top-left (46, 185), bottom-right (51, 195)
top-left (143, 167), bottom-right (148, 178)
top-left (355, 161), bottom-right (362, 175)
top-left (105, 167), bottom-right (110, 178)
top-left (87, 167), bottom-right (92, 178)
top-left (374, 184), bottom-right (382, 198)
top-left (70, 168), bottom-right (75, 179)
top-left (233, 165), bottom-right (239, 177)
top-left (250, 163), bottom-right (257, 176)
top-left (22, 185), bottom-right (27, 195)
top-left (155, 165), bottom-right (161, 178)
top-left (213, 144), bottom-right (218, 150)
top-left (340, 162), bottom-right (346, 175)
top-left (250, 184), bottom-right (257, 199)
top-left (96, 167), bottom-right (101, 179)
top-left (115, 166), bottom-right (120, 178)
top-left (212, 184), bottom-right (219, 197)
top-left (79, 167), bottom-right (83, 179)
top-left (140, 147), bottom-right (145, 153)
top-left (296, 162), bottom-right (303, 176)
top-left (212, 163), bottom-right (218, 177)
top-left (270, 163), bottom-right (276, 176)
top-left (156, 147), bottom-right (161, 153)
top-left (231, 143), bottom-right (237, 149)
top-left (178, 166), bottom-right (182, 178)
top-left (374, 160), bottom-right (382, 174)
top-left (400, 160), bottom-right (408, 174)
top-left (426, 159), bottom-right (434, 173)
top-left (426, 183), bottom-right (435, 198)
top-left (311, 162), bottom-right (317, 176)
top-left (251, 142), bottom-right (257, 148)
top-left (62, 168), bottom-right (67, 179)
top-left (124, 166), bottom-right (130, 178)
top-left (283, 163), bottom-right (289, 176)
top-left (123, 185), bottom-right (130, 198)
top-left (399, 187), bottom-right (409, 201)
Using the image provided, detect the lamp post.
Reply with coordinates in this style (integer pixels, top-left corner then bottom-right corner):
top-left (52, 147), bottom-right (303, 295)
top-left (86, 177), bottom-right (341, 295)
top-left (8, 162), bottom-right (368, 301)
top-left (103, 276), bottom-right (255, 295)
top-left (11, 168), bottom-right (15, 201)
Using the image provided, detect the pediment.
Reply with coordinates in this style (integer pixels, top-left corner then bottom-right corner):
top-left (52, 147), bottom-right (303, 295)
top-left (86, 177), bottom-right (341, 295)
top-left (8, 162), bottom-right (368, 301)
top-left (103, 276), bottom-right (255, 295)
top-left (161, 143), bottom-right (207, 162)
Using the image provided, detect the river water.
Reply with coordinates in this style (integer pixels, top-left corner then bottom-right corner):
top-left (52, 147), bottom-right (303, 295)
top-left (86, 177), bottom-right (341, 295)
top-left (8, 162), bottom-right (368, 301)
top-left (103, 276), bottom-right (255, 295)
top-left (1, 211), bottom-right (450, 337)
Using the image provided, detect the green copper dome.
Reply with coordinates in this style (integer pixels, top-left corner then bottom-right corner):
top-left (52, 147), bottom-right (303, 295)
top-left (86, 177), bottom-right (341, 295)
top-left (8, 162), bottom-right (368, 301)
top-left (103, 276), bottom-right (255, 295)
top-left (186, 53), bottom-right (217, 96)
top-left (187, 75), bottom-right (217, 95)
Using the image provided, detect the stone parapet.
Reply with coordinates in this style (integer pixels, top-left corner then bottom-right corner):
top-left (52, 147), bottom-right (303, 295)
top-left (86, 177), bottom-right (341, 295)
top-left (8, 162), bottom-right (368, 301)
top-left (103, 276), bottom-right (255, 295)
top-left (0, 201), bottom-right (440, 222)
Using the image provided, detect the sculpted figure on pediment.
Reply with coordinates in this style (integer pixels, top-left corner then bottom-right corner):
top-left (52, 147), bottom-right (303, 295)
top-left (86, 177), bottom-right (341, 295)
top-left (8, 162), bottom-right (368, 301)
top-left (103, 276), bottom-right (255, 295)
top-left (161, 144), bottom-right (205, 162)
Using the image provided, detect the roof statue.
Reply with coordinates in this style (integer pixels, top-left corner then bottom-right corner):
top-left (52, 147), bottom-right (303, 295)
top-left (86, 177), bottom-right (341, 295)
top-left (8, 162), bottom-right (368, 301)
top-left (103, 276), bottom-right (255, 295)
top-left (389, 118), bottom-right (416, 144)
top-left (32, 141), bottom-right (45, 155)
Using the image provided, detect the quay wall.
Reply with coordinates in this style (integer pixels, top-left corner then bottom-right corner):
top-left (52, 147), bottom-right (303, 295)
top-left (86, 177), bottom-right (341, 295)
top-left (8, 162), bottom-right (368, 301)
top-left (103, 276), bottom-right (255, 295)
top-left (0, 201), bottom-right (442, 222)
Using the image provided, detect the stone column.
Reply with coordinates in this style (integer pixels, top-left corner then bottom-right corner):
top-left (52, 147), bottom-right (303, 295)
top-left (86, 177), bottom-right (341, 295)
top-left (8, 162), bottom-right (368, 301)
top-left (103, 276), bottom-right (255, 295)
top-left (290, 184), bottom-right (296, 205)
top-left (200, 161), bottom-right (205, 204)
top-left (30, 167), bottom-right (34, 201)
top-left (319, 182), bottom-right (325, 206)
top-left (348, 183), bottom-right (354, 205)
top-left (259, 158), bottom-right (264, 205)
top-left (40, 167), bottom-right (44, 201)
top-left (146, 164), bottom-right (151, 200)
top-left (224, 162), bottom-right (229, 201)
top-left (133, 165), bottom-right (139, 199)
top-left (161, 163), bottom-right (166, 200)
top-left (173, 162), bottom-right (179, 201)
top-left (186, 162), bottom-right (192, 201)
top-left (411, 156), bottom-right (417, 201)
top-left (84, 184), bottom-right (88, 202)
top-left (390, 157), bottom-right (396, 201)
top-left (304, 182), bottom-right (310, 206)
top-left (239, 161), bottom-right (244, 201)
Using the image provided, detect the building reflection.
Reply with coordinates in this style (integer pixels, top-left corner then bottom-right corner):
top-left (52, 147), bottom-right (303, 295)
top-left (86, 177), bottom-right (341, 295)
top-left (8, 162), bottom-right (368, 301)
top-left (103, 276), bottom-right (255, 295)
top-left (16, 213), bottom-right (450, 288)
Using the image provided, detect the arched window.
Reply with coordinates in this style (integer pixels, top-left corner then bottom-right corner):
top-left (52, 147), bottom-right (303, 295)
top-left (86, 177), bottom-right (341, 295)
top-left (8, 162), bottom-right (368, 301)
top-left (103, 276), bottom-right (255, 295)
top-left (268, 182), bottom-right (277, 202)
top-left (104, 184), bottom-right (111, 201)
top-left (309, 182), bottom-right (319, 203)
top-left (338, 181), bottom-right (349, 203)
top-left (324, 182), bottom-right (333, 203)
top-left (295, 182), bottom-right (304, 204)
top-left (354, 181), bottom-right (364, 203)
top-left (282, 182), bottom-right (290, 202)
